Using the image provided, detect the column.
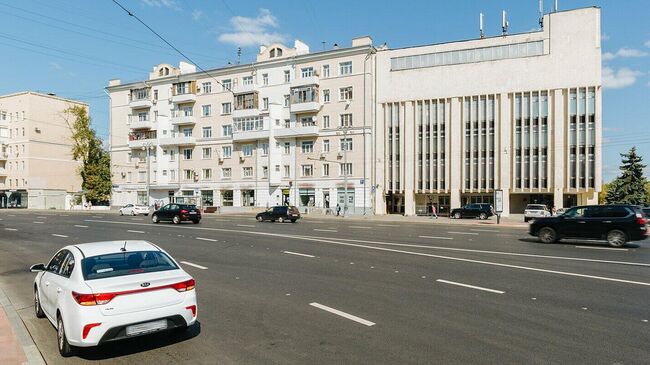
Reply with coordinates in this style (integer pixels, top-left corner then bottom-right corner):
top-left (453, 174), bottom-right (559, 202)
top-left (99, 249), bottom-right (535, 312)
top-left (449, 97), bottom-right (462, 209)
top-left (552, 89), bottom-right (565, 208)
top-left (498, 92), bottom-right (512, 216)
top-left (403, 102), bottom-right (416, 216)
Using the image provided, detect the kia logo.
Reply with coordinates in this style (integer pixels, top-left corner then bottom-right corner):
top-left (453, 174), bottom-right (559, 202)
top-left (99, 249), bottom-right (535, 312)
top-left (140, 282), bottom-right (151, 287)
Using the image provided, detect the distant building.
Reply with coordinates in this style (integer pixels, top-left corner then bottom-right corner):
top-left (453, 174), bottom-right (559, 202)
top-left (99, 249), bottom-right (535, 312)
top-left (0, 92), bottom-right (84, 209)
top-left (107, 6), bottom-right (601, 216)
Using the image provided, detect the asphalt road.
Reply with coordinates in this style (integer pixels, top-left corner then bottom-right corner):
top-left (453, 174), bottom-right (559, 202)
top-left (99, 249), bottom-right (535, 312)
top-left (0, 211), bottom-right (648, 364)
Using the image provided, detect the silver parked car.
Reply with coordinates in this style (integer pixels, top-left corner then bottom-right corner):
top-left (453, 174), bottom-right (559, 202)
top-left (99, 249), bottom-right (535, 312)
top-left (524, 204), bottom-right (550, 222)
top-left (119, 204), bottom-right (150, 216)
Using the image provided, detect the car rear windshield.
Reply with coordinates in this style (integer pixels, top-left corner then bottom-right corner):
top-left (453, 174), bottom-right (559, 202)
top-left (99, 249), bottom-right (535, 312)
top-left (81, 251), bottom-right (178, 280)
top-left (526, 205), bottom-right (546, 210)
top-left (289, 206), bottom-right (300, 214)
top-left (180, 205), bottom-right (197, 210)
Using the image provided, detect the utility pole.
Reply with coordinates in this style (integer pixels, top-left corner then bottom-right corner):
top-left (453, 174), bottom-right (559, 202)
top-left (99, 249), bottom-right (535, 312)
top-left (339, 125), bottom-right (350, 217)
top-left (142, 142), bottom-right (153, 207)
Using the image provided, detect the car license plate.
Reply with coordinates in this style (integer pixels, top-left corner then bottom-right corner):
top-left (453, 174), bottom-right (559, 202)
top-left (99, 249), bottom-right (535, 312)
top-left (125, 319), bottom-right (168, 336)
top-left (189, 211), bottom-right (197, 214)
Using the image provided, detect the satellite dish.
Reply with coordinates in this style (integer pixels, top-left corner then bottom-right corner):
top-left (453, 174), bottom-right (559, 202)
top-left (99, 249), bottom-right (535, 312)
top-left (311, 116), bottom-right (317, 121)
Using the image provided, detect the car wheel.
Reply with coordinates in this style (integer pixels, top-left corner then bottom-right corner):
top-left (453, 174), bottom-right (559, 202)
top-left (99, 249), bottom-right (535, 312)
top-left (454, 212), bottom-right (461, 219)
top-left (34, 288), bottom-right (45, 319)
top-left (132, 211), bottom-right (137, 216)
top-left (119, 210), bottom-right (123, 216)
top-left (538, 227), bottom-right (557, 244)
top-left (291, 219), bottom-right (297, 223)
top-left (278, 217), bottom-right (285, 223)
top-left (524, 217), bottom-right (529, 222)
top-left (173, 215), bottom-right (181, 224)
top-left (192, 219), bottom-right (200, 224)
top-left (479, 213), bottom-right (487, 220)
top-left (57, 315), bottom-right (74, 357)
top-left (606, 229), bottom-right (627, 248)
top-left (256, 216), bottom-right (263, 222)
top-left (152, 214), bottom-right (159, 224)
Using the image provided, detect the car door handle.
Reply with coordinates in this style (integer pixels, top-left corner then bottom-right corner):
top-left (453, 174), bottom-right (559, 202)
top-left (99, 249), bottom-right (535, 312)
top-left (577, 221), bottom-right (586, 224)
top-left (56, 288), bottom-right (62, 293)
top-left (603, 221), bottom-right (612, 223)
top-left (45, 281), bottom-right (50, 286)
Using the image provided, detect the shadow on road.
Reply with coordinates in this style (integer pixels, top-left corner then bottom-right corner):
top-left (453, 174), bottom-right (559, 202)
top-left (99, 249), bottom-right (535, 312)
top-left (518, 238), bottom-right (640, 249)
top-left (74, 321), bottom-right (201, 360)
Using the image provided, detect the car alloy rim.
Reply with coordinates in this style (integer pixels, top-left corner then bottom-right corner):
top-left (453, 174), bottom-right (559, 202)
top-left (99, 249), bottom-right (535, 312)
top-left (541, 229), bottom-right (552, 242)
top-left (34, 292), bottom-right (38, 313)
top-left (609, 232), bottom-right (624, 246)
top-left (58, 320), bottom-right (64, 349)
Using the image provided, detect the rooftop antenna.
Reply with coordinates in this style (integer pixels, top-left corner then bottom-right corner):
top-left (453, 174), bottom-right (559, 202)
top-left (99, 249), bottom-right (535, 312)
top-left (236, 47), bottom-right (241, 65)
top-left (479, 13), bottom-right (485, 39)
top-left (539, 0), bottom-right (544, 29)
top-left (553, 0), bottom-right (558, 12)
top-left (501, 10), bottom-right (509, 36)
top-left (322, 41), bottom-right (326, 51)
top-left (121, 240), bottom-right (127, 252)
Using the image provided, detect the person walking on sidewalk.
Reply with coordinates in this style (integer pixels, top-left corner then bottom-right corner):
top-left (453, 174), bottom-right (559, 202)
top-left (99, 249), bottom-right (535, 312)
top-left (336, 204), bottom-right (341, 217)
top-left (431, 204), bottom-right (438, 219)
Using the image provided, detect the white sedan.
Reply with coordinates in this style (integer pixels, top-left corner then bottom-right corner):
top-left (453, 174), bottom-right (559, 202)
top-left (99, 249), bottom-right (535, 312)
top-left (30, 241), bottom-right (197, 357)
top-left (119, 204), bottom-right (150, 216)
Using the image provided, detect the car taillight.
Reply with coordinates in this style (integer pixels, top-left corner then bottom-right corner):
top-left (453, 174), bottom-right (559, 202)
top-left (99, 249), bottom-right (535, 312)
top-left (180, 209), bottom-right (189, 214)
top-left (82, 323), bottom-right (102, 339)
top-left (172, 278), bottom-right (195, 292)
top-left (72, 292), bottom-right (117, 306)
top-left (186, 305), bottom-right (197, 317)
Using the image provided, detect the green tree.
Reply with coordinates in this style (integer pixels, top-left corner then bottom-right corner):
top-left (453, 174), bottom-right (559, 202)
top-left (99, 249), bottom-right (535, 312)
top-left (605, 147), bottom-right (649, 205)
top-left (66, 106), bottom-right (112, 204)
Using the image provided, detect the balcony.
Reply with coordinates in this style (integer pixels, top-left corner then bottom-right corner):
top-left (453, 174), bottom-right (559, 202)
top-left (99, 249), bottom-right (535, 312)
top-left (291, 75), bottom-right (319, 88)
top-left (232, 129), bottom-right (270, 142)
top-left (171, 93), bottom-right (196, 104)
top-left (232, 108), bottom-right (260, 119)
top-left (159, 135), bottom-right (196, 146)
top-left (129, 88), bottom-right (152, 109)
top-left (128, 138), bottom-right (157, 149)
top-left (231, 83), bottom-right (257, 95)
top-left (0, 152), bottom-right (7, 161)
top-left (0, 167), bottom-right (6, 176)
top-left (129, 98), bottom-right (152, 109)
top-left (170, 110), bottom-right (196, 126)
top-left (290, 101), bottom-right (321, 114)
top-left (128, 131), bottom-right (157, 149)
top-left (290, 85), bottom-right (320, 114)
top-left (274, 125), bottom-right (319, 138)
top-left (128, 116), bottom-right (155, 130)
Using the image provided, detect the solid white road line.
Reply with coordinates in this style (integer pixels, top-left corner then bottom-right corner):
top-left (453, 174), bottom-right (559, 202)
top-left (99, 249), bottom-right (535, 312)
top-left (127, 230), bottom-right (145, 234)
top-left (7, 214), bottom-right (15, 217)
top-left (237, 224), bottom-right (255, 228)
top-left (33, 221), bottom-right (44, 224)
top-left (74, 225), bottom-right (88, 228)
top-left (52, 234), bottom-right (68, 238)
top-left (283, 251), bottom-right (315, 258)
top-left (314, 229), bottom-right (337, 232)
top-left (470, 229), bottom-right (500, 233)
top-left (36, 216), bottom-right (47, 219)
top-left (4, 228), bottom-right (17, 231)
top-left (349, 226), bottom-right (372, 229)
top-left (436, 279), bottom-right (505, 294)
top-left (447, 231), bottom-right (479, 235)
top-left (196, 237), bottom-right (218, 242)
top-left (419, 235), bottom-right (454, 240)
top-left (377, 224), bottom-right (399, 227)
top-left (575, 246), bottom-right (629, 251)
top-left (92, 216), bottom-right (102, 218)
top-left (180, 261), bottom-right (208, 270)
top-left (309, 303), bottom-right (375, 327)
top-left (82, 219), bottom-right (650, 285)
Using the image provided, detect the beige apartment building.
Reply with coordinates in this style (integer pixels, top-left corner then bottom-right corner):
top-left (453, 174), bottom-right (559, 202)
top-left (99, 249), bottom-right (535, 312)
top-left (108, 6), bottom-right (601, 216)
top-left (0, 92), bottom-right (83, 209)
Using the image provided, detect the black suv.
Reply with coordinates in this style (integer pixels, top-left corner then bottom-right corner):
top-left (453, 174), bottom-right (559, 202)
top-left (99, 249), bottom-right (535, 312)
top-left (529, 204), bottom-right (648, 247)
top-left (450, 203), bottom-right (494, 220)
top-left (151, 203), bottom-right (201, 224)
top-left (256, 206), bottom-right (301, 223)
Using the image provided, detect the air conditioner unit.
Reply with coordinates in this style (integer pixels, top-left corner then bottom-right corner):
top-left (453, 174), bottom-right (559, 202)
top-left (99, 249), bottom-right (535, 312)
top-left (218, 156), bottom-right (224, 163)
top-left (121, 172), bottom-right (126, 178)
top-left (319, 152), bottom-right (326, 159)
top-left (337, 151), bottom-right (343, 158)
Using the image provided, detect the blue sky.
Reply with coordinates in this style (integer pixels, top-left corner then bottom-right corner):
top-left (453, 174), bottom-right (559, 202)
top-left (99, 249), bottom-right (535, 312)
top-left (0, 0), bottom-right (648, 180)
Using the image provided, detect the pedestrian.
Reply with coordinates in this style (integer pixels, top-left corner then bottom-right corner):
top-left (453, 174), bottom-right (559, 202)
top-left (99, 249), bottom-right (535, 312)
top-left (336, 204), bottom-right (341, 217)
top-left (431, 204), bottom-right (438, 219)
top-left (551, 206), bottom-right (557, 216)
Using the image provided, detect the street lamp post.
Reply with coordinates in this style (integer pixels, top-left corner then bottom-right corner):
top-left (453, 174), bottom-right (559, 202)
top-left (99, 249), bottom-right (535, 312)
top-left (142, 142), bottom-right (154, 207)
top-left (341, 127), bottom-right (349, 217)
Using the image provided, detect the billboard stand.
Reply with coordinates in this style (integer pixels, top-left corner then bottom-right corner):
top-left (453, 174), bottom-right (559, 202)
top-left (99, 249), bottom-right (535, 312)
top-left (494, 189), bottom-right (504, 225)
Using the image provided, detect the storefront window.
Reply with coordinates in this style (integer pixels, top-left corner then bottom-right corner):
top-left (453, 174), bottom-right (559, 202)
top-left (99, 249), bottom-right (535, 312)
top-left (299, 189), bottom-right (315, 207)
top-left (222, 190), bottom-right (233, 206)
top-left (201, 190), bottom-right (213, 206)
top-left (242, 190), bottom-right (255, 206)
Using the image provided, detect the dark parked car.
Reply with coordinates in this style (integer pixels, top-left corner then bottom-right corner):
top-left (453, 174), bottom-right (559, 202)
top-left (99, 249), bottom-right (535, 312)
top-left (256, 206), bottom-right (301, 223)
top-left (642, 207), bottom-right (650, 219)
top-left (529, 204), bottom-right (648, 247)
top-left (450, 203), bottom-right (494, 220)
top-left (151, 203), bottom-right (201, 224)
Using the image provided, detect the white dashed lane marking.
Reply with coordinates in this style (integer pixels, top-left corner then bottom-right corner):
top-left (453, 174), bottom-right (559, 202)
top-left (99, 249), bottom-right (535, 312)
top-left (237, 224), bottom-right (255, 228)
top-left (447, 231), bottom-right (479, 236)
top-left (470, 229), bottom-right (500, 233)
top-left (283, 251), bottom-right (315, 258)
top-left (419, 235), bottom-right (453, 240)
top-left (52, 234), bottom-right (68, 238)
top-left (127, 230), bottom-right (145, 234)
top-left (314, 229), bottom-right (337, 232)
top-left (180, 261), bottom-right (208, 270)
top-left (309, 302), bottom-right (375, 327)
top-left (5, 228), bottom-right (17, 231)
top-left (349, 226), bottom-right (372, 229)
top-left (196, 237), bottom-right (218, 242)
top-left (33, 221), bottom-right (45, 224)
top-left (436, 279), bottom-right (505, 294)
top-left (74, 225), bottom-right (88, 228)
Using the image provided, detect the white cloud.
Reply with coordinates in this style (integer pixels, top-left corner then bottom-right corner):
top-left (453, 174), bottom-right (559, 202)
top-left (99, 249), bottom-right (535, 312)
top-left (645, 40), bottom-right (650, 48)
top-left (49, 62), bottom-right (62, 70)
top-left (601, 33), bottom-right (610, 41)
top-left (602, 67), bottom-right (643, 89)
top-left (191, 9), bottom-right (203, 21)
top-left (142, 0), bottom-right (176, 8)
top-left (602, 47), bottom-right (648, 61)
top-left (218, 9), bottom-right (288, 47)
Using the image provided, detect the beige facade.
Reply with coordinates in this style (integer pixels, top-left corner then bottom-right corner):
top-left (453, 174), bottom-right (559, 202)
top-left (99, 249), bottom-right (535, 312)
top-left (0, 92), bottom-right (84, 209)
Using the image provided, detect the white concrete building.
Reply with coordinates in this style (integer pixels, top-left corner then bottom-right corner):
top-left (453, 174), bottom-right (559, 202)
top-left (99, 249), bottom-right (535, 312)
top-left (108, 6), bottom-right (601, 216)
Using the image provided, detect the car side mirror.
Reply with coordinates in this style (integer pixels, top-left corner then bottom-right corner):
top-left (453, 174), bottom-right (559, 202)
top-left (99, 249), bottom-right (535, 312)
top-left (30, 263), bottom-right (46, 272)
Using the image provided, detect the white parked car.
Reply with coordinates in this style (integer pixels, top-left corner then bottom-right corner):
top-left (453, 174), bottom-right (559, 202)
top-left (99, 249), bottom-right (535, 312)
top-left (119, 204), bottom-right (150, 216)
top-left (524, 204), bottom-right (551, 222)
top-left (30, 241), bottom-right (197, 357)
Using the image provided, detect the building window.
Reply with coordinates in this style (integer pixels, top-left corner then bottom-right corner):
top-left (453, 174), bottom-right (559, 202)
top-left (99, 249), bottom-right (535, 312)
top-left (234, 92), bottom-right (258, 110)
top-left (340, 138), bottom-right (353, 151)
top-left (323, 115), bottom-right (330, 128)
top-left (202, 82), bottom-right (212, 93)
top-left (301, 164), bottom-right (313, 177)
top-left (233, 117), bottom-right (263, 132)
top-left (339, 87), bottom-right (353, 101)
top-left (322, 64), bottom-right (330, 78)
top-left (222, 145), bottom-right (232, 158)
top-left (284, 70), bottom-right (291, 83)
top-left (222, 124), bottom-right (233, 137)
top-left (292, 86), bottom-right (318, 104)
top-left (262, 166), bottom-right (268, 178)
top-left (221, 102), bottom-right (232, 115)
top-left (170, 169), bottom-right (176, 181)
top-left (137, 111), bottom-right (148, 121)
top-left (184, 169), bottom-right (193, 180)
top-left (322, 163), bottom-right (330, 176)
top-left (222, 79), bottom-right (231, 91)
top-left (323, 139), bottom-right (330, 152)
top-left (203, 168), bottom-right (212, 180)
top-left (339, 61), bottom-right (352, 75)
top-left (201, 104), bottom-right (211, 117)
top-left (323, 89), bottom-right (330, 103)
top-left (183, 148), bottom-right (193, 160)
top-left (262, 73), bottom-right (268, 85)
top-left (242, 76), bottom-right (253, 86)
top-left (301, 67), bottom-right (314, 78)
top-left (262, 97), bottom-right (269, 110)
top-left (202, 127), bottom-right (212, 138)
top-left (283, 165), bottom-right (290, 178)
top-left (222, 168), bottom-right (232, 178)
top-left (170, 150), bottom-right (175, 161)
top-left (340, 113), bottom-right (353, 127)
top-left (261, 142), bottom-right (269, 155)
top-left (340, 163), bottom-right (352, 176)
top-left (242, 167), bottom-right (253, 178)
top-left (127, 172), bottom-right (132, 182)
top-left (284, 94), bottom-right (290, 107)
top-left (242, 144), bottom-right (253, 156)
top-left (283, 142), bottom-right (291, 154)
top-left (301, 141), bottom-right (314, 153)
top-left (182, 128), bottom-right (193, 137)
top-left (202, 147), bottom-right (211, 159)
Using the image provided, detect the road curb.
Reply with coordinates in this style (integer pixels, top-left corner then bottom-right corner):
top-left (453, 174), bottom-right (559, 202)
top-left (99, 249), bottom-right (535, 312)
top-left (0, 287), bottom-right (46, 365)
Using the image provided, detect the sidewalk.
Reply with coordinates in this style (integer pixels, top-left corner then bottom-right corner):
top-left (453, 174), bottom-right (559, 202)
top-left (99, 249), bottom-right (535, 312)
top-left (0, 288), bottom-right (46, 365)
